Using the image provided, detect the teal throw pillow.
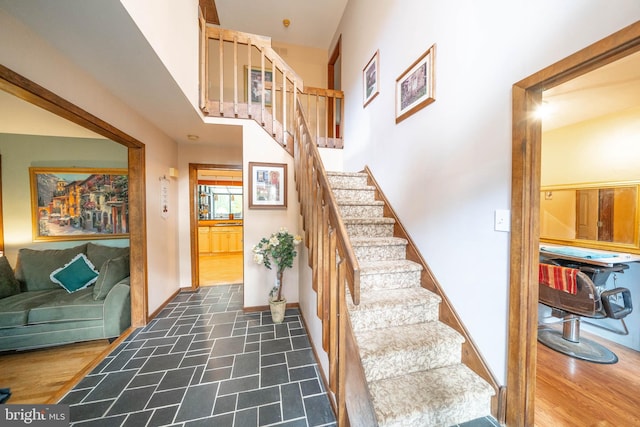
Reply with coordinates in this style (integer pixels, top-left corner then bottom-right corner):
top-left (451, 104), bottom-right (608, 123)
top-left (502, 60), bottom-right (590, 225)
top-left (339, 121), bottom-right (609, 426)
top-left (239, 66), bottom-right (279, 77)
top-left (93, 255), bottom-right (130, 300)
top-left (50, 253), bottom-right (99, 293)
top-left (0, 256), bottom-right (20, 299)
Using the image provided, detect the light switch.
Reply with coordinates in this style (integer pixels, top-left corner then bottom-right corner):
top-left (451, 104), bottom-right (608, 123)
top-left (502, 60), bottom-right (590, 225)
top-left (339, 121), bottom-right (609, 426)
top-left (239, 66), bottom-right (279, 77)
top-left (495, 209), bottom-right (510, 232)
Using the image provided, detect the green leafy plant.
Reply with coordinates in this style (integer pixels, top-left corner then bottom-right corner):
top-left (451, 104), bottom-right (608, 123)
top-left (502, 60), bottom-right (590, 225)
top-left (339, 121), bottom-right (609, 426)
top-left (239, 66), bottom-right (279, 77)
top-left (252, 227), bottom-right (302, 302)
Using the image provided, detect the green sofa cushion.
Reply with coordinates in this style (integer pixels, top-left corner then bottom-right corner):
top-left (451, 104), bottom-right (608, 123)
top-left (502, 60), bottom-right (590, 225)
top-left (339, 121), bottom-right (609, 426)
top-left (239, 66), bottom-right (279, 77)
top-left (0, 289), bottom-right (65, 328)
top-left (50, 253), bottom-right (99, 293)
top-left (93, 255), bottom-right (130, 300)
top-left (0, 256), bottom-right (20, 299)
top-left (15, 244), bottom-right (87, 291)
top-left (27, 287), bottom-right (103, 324)
top-left (86, 243), bottom-right (129, 271)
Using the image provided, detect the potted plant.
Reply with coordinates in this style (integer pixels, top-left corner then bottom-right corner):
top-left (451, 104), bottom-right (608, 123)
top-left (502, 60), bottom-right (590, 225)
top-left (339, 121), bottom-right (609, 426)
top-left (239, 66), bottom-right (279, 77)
top-left (252, 227), bottom-right (302, 323)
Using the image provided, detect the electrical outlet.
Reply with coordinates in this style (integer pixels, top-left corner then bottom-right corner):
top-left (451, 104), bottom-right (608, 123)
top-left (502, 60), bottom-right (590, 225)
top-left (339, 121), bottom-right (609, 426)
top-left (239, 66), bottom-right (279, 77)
top-left (495, 209), bottom-right (510, 232)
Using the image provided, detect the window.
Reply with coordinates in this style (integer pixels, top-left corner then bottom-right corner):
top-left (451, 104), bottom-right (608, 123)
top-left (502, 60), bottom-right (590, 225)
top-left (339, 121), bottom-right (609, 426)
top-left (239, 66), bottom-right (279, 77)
top-left (199, 185), bottom-right (243, 220)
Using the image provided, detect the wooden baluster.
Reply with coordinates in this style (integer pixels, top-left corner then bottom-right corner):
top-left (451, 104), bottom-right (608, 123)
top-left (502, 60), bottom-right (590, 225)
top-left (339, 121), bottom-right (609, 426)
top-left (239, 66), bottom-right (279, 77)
top-left (337, 260), bottom-right (347, 426)
top-left (315, 93), bottom-right (320, 142)
top-left (272, 62), bottom-right (277, 137)
top-left (282, 70), bottom-right (287, 145)
top-left (331, 94), bottom-right (338, 148)
top-left (233, 36), bottom-right (238, 117)
top-left (247, 39), bottom-right (252, 118)
top-left (260, 52), bottom-right (265, 125)
top-left (328, 232), bottom-right (338, 389)
top-left (218, 31), bottom-right (224, 116)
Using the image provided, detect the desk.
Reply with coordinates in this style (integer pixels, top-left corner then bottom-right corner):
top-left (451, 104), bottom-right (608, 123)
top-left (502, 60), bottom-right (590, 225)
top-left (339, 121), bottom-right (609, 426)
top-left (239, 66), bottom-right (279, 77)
top-left (540, 245), bottom-right (640, 286)
top-left (540, 245), bottom-right (640, 267)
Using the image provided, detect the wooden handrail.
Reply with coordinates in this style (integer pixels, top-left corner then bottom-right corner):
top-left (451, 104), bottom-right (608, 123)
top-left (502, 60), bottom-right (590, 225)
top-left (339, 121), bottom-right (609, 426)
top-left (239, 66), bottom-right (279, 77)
top-left (293, 97), bottom-right (362, 424)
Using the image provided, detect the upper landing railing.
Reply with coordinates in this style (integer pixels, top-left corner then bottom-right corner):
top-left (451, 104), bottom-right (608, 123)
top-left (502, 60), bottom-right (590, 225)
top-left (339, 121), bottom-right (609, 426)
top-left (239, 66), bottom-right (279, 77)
top-left (199, 23), bottom-right (344, 151)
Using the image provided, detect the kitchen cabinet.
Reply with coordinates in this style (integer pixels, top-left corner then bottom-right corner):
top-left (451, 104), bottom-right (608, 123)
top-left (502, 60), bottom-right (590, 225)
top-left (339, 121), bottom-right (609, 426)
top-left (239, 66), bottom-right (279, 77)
top-left (198, 224), bottom-right (243, 254)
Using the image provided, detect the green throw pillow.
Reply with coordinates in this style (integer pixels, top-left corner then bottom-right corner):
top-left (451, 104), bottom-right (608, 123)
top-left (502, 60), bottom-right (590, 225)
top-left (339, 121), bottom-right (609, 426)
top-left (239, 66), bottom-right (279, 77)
top-left (50, 253), bottom-right (99, 293)
top-left (0, 256), bottom-right (20, 299)
top-left (93, 255), bottom-right (130, 300)
top-left (86, 243), bottom-right (129, 272)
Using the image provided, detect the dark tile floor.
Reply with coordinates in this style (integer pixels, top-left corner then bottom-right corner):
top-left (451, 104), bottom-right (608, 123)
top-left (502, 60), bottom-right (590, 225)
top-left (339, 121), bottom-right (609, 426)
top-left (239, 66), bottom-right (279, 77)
top-left (60, 284), bottom-right (336, 427)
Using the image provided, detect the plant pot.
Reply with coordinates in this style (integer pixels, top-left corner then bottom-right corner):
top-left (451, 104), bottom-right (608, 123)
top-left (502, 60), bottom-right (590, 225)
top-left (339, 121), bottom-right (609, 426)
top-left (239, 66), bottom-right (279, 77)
top-left (269, 298), bottom-right (287, 323)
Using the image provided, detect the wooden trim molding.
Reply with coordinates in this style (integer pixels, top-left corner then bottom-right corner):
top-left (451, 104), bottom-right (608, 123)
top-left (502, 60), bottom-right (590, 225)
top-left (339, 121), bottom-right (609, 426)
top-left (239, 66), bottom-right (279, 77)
top-left (0, 65), bottom-right (148, 328)
top-left (189, 163), bottom-right (242, 291)
top-left (507, 21), bottom-right (640, 426)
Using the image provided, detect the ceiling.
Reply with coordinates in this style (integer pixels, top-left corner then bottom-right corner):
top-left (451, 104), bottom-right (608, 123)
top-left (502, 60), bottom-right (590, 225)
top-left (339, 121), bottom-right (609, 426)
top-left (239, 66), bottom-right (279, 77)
top-left (0, 1), bottom-right (638, 142)
top-left (0, 0), bottom-right (346, 145)
top-left (542, 50), bottom-right (640, 131)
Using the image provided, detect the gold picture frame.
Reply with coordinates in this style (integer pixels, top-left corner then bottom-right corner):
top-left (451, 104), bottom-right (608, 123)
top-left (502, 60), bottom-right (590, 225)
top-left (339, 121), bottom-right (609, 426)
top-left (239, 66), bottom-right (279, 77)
top-left (248, 162), bottom-right (287, 209)
top-left (30, 167), bottom-right (129, 241)
top-left (395, 44), bottom-right (436, 123)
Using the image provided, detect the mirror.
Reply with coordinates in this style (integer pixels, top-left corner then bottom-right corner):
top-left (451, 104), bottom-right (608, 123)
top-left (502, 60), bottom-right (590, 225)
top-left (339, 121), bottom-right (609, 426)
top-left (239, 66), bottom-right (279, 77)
top-left (540, 181), bottom-right (640, 251)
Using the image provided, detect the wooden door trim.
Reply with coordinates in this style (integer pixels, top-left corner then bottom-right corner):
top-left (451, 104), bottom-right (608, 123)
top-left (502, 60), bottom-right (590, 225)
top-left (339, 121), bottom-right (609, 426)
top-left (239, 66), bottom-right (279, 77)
top-left (507, 21), bottom-right (640, 426)
top-left (189, 163), bottom-right (242, 291)
top-left (0, 64), bottom-right (148, 327)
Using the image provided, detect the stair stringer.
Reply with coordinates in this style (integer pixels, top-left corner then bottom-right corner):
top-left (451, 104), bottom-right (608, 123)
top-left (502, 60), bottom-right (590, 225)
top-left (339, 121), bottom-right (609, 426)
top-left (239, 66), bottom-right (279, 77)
top-left (328, 168), bottom-right (502, 426)
top-left (360, 166), bottom-right (502, 421)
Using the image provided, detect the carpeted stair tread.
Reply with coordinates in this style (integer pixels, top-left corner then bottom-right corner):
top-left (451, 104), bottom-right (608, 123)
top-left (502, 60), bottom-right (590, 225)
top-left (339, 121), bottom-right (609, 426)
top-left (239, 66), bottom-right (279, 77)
top-left (348, 286), bottom-right (440, 312)
top-left (343, 217), bottom-right (395, 225)
top-left (356, 321), bottom-right (464, 365)
top-left (336, 199), bottom-right (385, 207)
top-left (347, 287), bottom-right (441, 331)
top-left (350, 236), bottom-right (408, 247)
top-left (359, 259), bottom-right (422, 275)
top-left (369, 364), bottom-right (495, 427)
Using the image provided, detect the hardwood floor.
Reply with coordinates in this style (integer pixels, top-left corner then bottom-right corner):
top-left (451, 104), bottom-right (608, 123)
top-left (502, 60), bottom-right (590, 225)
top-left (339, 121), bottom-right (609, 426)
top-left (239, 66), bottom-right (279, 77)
top-left (199, 252), bottom-right (243, 286)
top-left (0, 340), bottom-right (111, 404)
top-left (536, 326), bottom-right (640, 426)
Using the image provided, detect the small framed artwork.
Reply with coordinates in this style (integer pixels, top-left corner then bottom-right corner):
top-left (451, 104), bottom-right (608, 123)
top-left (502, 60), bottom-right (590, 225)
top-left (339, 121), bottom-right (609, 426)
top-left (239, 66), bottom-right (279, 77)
top-left (245, 66), bottom-right (273, 106)
top-left (30, 167), bottom-right (129, 241)
top-left (363, 50), bottom-right (380, 107)
top-left (248, 162), bottom-right (287, 209)
top-left (395, 44), bottom-right (436, 124)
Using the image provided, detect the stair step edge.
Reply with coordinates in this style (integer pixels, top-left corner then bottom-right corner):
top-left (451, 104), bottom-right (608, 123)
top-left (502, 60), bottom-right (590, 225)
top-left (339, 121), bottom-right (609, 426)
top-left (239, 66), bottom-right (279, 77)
top-left (350, 236), bottom-right (408, 246)
top-left (359, 259), bottom-right (423, 274)
top-left (355, 321), bottom-right (465, 356)
top-left (347, 287), bottom-right (441, 311)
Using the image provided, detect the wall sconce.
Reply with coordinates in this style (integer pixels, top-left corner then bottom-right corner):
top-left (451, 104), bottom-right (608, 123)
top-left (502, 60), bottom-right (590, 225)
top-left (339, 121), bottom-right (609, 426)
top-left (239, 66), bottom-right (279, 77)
top-left (169, 168), bottom-right (179, 178)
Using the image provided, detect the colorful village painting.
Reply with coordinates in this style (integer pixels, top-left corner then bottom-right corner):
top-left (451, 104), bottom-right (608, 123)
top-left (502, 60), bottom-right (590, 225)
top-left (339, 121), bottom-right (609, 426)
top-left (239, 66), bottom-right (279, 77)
top-left (30, 168), bottom-right (128, 241)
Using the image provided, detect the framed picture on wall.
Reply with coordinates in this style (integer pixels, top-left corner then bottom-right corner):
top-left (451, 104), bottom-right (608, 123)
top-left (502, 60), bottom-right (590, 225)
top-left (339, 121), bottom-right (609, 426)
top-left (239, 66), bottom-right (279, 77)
top-left (395, 44), bottom-right (436, 123)
top-left (248, 162), bottom-right (287, 209)
top-left (245, 67), bottom-right (273, 106)
top-left (363, 50), bottom-right (380, 107)
top-left (29, 167), bottom-right (129, 241)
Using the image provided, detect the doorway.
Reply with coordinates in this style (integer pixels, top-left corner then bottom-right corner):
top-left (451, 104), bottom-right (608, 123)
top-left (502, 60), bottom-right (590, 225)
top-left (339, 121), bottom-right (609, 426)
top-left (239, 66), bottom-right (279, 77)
top-left (507, 22), bottom-right (640, 426)
top-left (189, 163), bottom-right (243, 289)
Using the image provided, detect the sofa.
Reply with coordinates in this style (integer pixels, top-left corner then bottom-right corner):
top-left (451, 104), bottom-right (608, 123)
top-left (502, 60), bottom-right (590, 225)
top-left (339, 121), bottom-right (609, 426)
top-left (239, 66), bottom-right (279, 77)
top-left (0, 242), bottom-right (130, 352)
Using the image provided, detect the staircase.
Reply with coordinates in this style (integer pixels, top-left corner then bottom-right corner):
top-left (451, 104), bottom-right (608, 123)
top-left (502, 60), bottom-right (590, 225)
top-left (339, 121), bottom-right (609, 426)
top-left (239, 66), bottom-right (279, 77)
top-left (328, 171), bottom-right (495, 426)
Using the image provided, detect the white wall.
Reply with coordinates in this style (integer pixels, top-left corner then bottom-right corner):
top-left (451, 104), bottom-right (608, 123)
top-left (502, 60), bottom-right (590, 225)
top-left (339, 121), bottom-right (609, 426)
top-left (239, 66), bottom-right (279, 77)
top-left (0, 9), bottom-right (181, 315)
top-left (176, 134), bottom-right (243, 288)
top-left (121, 0), bottom-right (200, 112)
top-left (542, 106), bottom-right (640, 185)
top-left (333, 0), bottom-right (640, 383)
top-left (242, 123), bottom-right (302, 308)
